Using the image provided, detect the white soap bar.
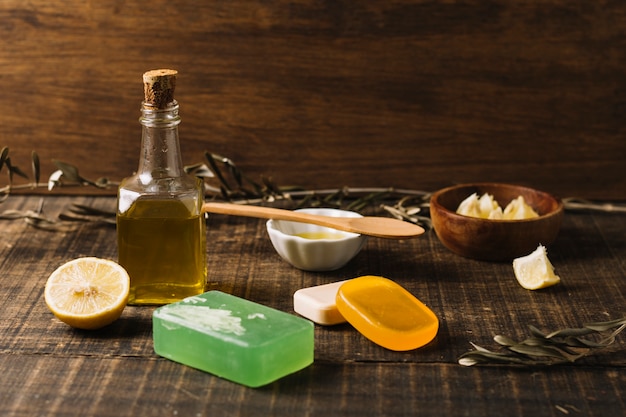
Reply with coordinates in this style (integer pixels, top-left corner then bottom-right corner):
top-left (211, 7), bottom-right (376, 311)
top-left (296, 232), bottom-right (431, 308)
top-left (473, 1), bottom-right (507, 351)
top-left (293, 280), bottom-right (350, 325)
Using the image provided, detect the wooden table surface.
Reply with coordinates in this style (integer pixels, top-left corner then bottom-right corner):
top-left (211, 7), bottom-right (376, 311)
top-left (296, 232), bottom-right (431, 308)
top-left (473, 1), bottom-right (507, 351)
top-left (0, 195), bottom-right (624, 416)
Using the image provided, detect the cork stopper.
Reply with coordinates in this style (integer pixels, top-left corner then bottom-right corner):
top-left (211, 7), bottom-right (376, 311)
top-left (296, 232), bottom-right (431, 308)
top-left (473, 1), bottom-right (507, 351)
top-left (143, 69), bottom-right (177, 108)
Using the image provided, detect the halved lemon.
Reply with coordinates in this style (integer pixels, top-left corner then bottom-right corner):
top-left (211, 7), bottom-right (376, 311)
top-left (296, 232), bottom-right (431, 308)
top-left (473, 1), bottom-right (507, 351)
top-left (512, 245), bottom-right (561, 290)
top-left (44, 257), bottom-right (130, 330)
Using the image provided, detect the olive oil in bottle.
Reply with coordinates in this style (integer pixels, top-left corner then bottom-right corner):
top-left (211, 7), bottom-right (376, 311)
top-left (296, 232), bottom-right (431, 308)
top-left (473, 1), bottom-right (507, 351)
top-left (117, 69), bottom-right (207, 305)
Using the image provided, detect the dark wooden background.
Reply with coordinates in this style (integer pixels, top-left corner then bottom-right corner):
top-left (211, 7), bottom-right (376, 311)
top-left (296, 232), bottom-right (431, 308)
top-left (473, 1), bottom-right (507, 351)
top-left (1, 0), bottom-right (625, 200)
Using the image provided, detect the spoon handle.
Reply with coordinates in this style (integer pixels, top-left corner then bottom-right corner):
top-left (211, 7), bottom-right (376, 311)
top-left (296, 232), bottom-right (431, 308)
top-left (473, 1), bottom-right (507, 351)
top-left (202, 202), bottom-right (353, 230)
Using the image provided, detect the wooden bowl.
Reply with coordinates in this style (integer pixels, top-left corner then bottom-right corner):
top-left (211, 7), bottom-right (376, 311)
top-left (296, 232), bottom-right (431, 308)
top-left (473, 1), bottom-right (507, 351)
top-left (430, 183), bottom-right (563, 261)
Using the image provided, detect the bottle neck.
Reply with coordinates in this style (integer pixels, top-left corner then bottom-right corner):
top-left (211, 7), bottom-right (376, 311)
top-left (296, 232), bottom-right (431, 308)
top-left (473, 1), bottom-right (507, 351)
top-left (137, 100), bottom-right (185, 180)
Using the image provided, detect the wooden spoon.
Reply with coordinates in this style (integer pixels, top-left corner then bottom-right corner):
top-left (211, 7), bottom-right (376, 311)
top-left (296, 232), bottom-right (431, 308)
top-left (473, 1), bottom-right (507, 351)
top-left (202, 202), bottom-right (425, 239)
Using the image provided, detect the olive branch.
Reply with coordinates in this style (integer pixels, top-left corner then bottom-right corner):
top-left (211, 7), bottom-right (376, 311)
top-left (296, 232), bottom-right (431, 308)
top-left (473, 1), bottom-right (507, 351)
top-left (0, 147), bottom-right (432, 230)
top-left (458, 317), bottom-right (626, 366)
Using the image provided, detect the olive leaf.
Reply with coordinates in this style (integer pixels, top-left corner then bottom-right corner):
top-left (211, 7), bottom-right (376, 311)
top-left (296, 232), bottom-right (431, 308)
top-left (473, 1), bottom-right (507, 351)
top-left (32, 151), bottom-right (40, 186)
top-left (0, 198), bottom-right (75, 231)
top-left (52, 160), bottom-right (82, 183)
top-left (184, 163), bottom-right (214, 179)
top-left (6, 157), bottom-right (29, 181)
top-left (0, 153), bottom-right (29, 200)
top-left (49, 160), bottom-right (111, 190)
top-left (381, 194), bottom-right (432, 230)
top-left (47, 170), bottom-right (64, 191)
top-left (0, 147), bottom-right (9, 172)
top-left (58, 204), bottom-right (116, 225)
top-left (205, 152), bottom-right (234, 192)
top-left (582, 317), bottom-right (626, 332)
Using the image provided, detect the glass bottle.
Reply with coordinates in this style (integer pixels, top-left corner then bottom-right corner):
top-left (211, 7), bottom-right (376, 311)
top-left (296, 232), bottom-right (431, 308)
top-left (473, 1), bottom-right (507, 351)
top-left (117, 69), bottom-right (207, 305)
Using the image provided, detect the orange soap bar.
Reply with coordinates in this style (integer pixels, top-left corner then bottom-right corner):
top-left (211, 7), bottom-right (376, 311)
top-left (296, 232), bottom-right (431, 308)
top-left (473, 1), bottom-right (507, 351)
top-left (336, 276), bottom-right (439, 351)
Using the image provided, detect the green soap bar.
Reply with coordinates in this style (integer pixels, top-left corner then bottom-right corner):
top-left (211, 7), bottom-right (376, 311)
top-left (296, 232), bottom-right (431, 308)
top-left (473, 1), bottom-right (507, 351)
top-left (153, 291), bottom-right (314, 387)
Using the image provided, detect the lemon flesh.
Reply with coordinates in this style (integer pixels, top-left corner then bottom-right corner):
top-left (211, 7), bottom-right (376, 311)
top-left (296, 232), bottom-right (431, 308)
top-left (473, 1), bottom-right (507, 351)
top-left (44, 257), bottom-right (130, 330)
top-left (512, 245), bottom-right (561, 290)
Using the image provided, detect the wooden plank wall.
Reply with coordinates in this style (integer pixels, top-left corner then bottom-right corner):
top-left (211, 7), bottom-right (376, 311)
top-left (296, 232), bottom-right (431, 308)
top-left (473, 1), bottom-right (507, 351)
top-left (1, 1), bottom-right (625, 199)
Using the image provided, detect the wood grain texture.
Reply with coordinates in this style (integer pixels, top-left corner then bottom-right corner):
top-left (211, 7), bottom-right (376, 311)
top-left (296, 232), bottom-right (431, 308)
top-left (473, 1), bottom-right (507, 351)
top-left (1, 1), bottom-right (625, 199)
top-left (0, 195), bottom-right (624, 416)
top-left (1, 356), bottom-right (624, 417)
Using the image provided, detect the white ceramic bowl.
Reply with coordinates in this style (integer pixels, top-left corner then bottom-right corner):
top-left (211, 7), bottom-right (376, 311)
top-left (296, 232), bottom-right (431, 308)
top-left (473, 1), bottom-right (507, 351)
top-left (266, 208), bottom-right (368, 271)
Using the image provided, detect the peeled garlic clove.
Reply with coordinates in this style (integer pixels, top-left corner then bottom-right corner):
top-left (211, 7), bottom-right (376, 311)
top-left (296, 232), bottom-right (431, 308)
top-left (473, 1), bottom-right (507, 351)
top-left (487, 206), bottom-right (503, 219)
top-left (503, 196), bottom-right (539, 220)
top-left (478, 193), bottom-right (500, 218)
top-left (456, 193), bottom-right (481, 218)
